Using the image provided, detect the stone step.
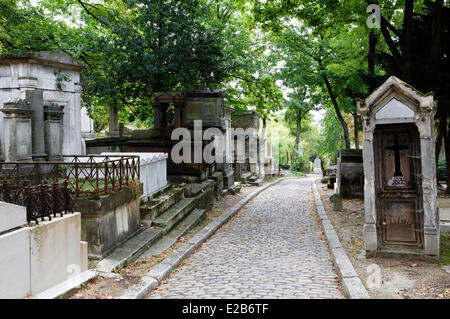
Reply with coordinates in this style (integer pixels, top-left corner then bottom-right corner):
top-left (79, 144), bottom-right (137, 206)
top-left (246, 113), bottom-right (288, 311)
top-left (96, 228), bottom-right (163, 273)
top-left (248, 175), bottom-right (258, 183)
top-left (184, 183), bottom-right (209, 198)
top-left (228, 182), bottom-right (242, 195)
top-left (140, 186), bottom-right (185, 222)
top-left (250, 178), bottom-right (263, 186)
top-left (152, 197), bottom-right (196, 233)
top-left (240, 173), bottom-right (252, 184)
top-left (138, 209), bottom-right (206, 261)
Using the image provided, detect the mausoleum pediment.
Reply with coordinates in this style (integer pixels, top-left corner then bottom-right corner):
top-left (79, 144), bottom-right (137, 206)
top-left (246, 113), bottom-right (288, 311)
top-left (375, 97), bottom-right (415, 120)
top-left (357, 76), bottom-right (435, 129)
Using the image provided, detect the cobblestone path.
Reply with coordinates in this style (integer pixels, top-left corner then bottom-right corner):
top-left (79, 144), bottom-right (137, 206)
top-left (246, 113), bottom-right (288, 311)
top-left (148, 178), bottom-right (343, 299)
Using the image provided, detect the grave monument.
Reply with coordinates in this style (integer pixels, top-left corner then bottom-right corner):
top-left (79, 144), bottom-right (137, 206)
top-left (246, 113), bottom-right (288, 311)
top-left (184, 90), bottom-right (235, 189)
top-left (313, 158), bottom-right (322, 174)
top-left (335, 149), bottom-right (364, 198)
top-left (231, 111), bottom-right (262, 179)
top-left (357, 76), bottom-right (439, 259)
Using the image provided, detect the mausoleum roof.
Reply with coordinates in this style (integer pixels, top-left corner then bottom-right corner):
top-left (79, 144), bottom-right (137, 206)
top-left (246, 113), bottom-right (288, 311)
top-left (0, 50), bottom-right (85, 71)
top-left (357, 76), bottom-right (435, 117)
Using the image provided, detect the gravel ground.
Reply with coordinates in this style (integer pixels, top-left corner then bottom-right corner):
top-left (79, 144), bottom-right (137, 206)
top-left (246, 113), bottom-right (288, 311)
top-left (316, 179), bottom-right (450, 299)
top-left (147, 177), bottom-right (343, 299)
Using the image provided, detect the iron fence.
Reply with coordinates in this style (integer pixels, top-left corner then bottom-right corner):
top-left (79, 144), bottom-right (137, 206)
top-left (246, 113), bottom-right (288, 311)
top-left (0, 155), bottom-right (140, 200)
top-left (0, 155), bottom-right (140, 224)
top-left (1, 178), bottom-right (74, 224)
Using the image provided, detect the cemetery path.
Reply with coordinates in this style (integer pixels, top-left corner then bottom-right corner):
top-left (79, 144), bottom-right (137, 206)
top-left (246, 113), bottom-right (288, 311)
top-left (147, 177), bottom-right (344, 299)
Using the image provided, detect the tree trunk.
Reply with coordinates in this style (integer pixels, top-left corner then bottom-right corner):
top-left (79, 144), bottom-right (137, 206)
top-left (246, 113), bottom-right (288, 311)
top-left (295, 109), bottom-right (302, 150)
top-left (436, 110), bottom-right (446, 167)
top-left (368, 31), bottom-right (377, 75)
top-left (444, 115), bottom-right (450, 194)
top-left (401, 0), bottom-right (414, 83)
top-left (436, 117), bottom-right (444, 169)
top-left (431, 0), bottom-right (444, 186)
top-left (261, 117), bottom-right (267, 140)
top-left (154, 0), bottom-right (164, 92)
top-left (368, 31), bottom-right (378, 89)
top-left (430, 0), bottom-right (443, 75)
top-left (353, 113), bottom-right (360, 149)
top-left (322, 74), bottom-right (351, 149)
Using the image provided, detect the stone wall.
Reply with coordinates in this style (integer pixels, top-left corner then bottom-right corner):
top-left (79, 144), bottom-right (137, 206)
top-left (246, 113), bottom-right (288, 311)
top-left (0, 202), bottom-right (88, 299)
top-left (75, 180), bottom-right (143, 259)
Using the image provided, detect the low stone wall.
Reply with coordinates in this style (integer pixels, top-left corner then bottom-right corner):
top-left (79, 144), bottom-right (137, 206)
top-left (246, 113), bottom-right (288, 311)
top-left (101, 152), bottom-right (168, 200)
top-left (75, 180), bottom-right (143, 259)
top-left (0, 203), bottom-right (88, 299)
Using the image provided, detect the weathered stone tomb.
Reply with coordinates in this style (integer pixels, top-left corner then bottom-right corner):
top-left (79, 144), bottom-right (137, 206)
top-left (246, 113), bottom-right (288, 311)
top-left (335, 149), bottom-right (364, 198)
top-left (0, 51), bottom-right (85, 156)
top-left (357, 76), bottom-right (439, 259)
top-left (231, 111), bottom-right (262, 179)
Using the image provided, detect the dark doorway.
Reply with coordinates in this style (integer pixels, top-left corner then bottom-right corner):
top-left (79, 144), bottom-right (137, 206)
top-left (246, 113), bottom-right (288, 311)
top-left (373, 123), bottom-right (424, 250)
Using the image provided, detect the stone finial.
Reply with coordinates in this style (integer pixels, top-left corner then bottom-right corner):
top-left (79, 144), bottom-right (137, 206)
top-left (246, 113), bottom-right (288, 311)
top-left (44, 103), bottom-right (64, 115)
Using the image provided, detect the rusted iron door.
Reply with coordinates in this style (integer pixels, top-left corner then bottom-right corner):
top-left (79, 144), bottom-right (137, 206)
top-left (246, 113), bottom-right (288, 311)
top-left (373, 124), bottom-right (424, 250)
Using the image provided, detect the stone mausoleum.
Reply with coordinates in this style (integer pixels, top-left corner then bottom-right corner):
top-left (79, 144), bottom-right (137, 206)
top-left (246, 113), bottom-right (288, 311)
top-left (0, 51), bottom-right (86, 157)
top-left (357, 76), bottom-right (439, 259)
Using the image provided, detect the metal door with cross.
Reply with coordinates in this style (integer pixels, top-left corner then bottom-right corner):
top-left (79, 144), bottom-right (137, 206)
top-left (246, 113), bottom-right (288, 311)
top-left (373, 123), bottom-right (424, 250)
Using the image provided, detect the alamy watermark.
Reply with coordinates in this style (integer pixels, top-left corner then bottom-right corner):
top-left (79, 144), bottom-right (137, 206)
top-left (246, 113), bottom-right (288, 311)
top-left (170, 120), bottom-right (280, 165)
top-left (367, 4), bottom-right (381, 29)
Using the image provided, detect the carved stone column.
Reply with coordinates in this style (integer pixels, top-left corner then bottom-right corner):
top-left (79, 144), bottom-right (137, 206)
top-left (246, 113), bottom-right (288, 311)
top-left (1, 99), bottom-right (33, 162)
top-left (44, 103), bottom-right (65, 161)
top-left (26, 89), bottom-right (47, 161)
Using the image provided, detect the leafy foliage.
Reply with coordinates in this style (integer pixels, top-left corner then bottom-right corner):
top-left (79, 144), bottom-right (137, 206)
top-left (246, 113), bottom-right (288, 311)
top-left (291, 155), bottom-right (306, 172)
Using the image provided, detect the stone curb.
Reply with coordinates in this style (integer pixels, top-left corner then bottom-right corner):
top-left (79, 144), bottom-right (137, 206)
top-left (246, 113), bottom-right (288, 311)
top-left (32, 270), bottom-right (97, 299)
top-left (118, 177), bottom-right (285, 299)
top-left (312, 182), bottom-right (370, 299)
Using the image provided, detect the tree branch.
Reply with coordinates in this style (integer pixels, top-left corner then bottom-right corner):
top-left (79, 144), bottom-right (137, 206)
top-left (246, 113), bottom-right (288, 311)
top-left (77, 0), bottom-right (99, 20)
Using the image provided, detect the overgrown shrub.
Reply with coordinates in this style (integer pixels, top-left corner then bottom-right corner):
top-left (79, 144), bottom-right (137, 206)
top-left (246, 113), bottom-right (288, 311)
top-left (291, 156), bottom-right (306, 172)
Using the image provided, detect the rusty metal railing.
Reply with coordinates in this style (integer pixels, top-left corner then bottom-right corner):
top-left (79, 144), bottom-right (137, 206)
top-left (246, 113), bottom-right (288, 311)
top-left (1, 178), bottom-right (74, 224)
top-left (0, 155), bottom-right (140, 200)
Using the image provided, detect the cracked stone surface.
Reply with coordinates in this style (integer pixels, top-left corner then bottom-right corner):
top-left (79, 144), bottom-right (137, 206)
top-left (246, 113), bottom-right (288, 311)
top-left (148, 178), bottom-right (344, 299)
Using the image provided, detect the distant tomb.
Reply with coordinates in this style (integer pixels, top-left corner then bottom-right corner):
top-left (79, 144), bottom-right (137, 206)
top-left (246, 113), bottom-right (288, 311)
top-left (335, 149), bottom-right (364, 198)
top-left (232, 112), bottom-right (262, 179)
top-left (313, 158), bottom-right (322, 174)
top-left (324, 164), bottom-right (337, 189)
top-left (357, 76), bottom-right (439, 259)
top-left (185, 90), bottom-right (235, 189)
